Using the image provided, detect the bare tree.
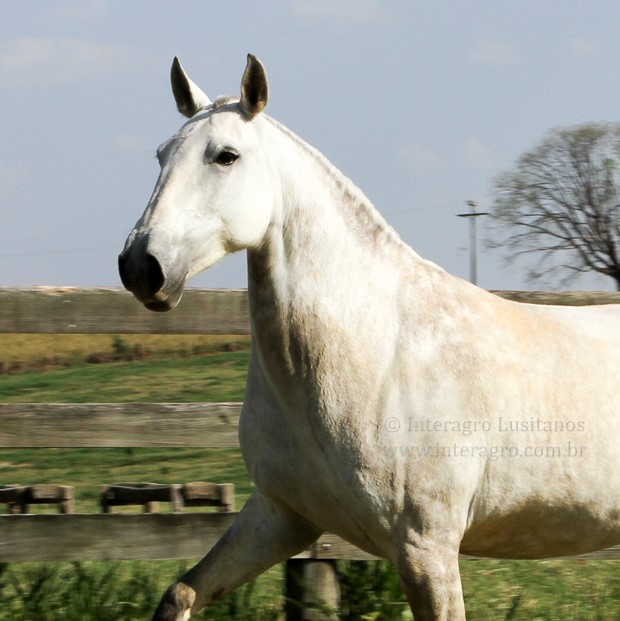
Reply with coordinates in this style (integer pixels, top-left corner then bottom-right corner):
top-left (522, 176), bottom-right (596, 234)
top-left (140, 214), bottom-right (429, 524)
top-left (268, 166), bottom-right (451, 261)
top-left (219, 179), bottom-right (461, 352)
top-left (489, 123), bottom-right (620, 289)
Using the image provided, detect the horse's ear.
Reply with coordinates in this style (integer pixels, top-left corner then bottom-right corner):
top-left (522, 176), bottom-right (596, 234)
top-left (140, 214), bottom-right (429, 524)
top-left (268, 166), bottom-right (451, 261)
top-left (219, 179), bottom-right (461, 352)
top-left (170, 57), bottom-right (212, 118)
top-left (240, 54), bottom-right (268, 119)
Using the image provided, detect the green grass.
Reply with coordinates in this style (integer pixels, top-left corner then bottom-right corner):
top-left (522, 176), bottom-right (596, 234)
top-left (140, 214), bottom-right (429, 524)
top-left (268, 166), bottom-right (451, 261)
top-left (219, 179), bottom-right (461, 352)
top-left (0, 447), bottom-right (253, 512)
top-left (0, 561), bottom-right (284, 621)
top-left (0, 349), bottom-right (250, 403)
top-left (1, 558), bottom-right (616, 621)
top-left (1, 346), bottom-right (619, 619)
top-left (461, 559), bottom-right (620, 620)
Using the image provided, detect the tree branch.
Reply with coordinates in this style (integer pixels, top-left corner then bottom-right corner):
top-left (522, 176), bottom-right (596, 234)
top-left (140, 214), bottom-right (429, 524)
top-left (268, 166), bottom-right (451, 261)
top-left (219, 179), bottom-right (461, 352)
top-left (489, 122), bottom-right (620, 288)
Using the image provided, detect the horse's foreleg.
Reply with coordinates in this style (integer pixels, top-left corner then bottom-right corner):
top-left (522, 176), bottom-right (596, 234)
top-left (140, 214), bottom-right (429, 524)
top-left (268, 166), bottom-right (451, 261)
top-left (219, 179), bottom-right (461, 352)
top-left (396, 539), bottom-right (466, 621)
top-left (152, 491), bottom-right (321, 621)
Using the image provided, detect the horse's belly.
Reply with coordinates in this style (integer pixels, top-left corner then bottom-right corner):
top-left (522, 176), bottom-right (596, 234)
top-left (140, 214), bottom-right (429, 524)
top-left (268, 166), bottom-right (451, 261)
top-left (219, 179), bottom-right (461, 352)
top-left (461, 502), bottom-right (620, 558)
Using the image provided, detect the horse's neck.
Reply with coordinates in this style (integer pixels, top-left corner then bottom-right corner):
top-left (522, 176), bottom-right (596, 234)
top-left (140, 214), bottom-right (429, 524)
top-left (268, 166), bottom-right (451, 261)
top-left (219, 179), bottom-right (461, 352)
top-left (246, 120), bottom-right (430, 385)
top-left (251, 121), bottom-right (397, 309)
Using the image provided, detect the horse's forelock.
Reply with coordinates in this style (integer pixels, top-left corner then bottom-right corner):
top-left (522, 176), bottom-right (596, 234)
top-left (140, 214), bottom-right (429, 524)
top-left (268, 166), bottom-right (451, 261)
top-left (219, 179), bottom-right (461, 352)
top-left (213, 95), bottom-right (239, 109)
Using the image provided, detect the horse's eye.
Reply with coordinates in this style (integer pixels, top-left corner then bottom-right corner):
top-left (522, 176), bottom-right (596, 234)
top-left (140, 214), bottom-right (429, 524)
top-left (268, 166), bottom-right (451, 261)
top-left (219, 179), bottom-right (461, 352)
top-left (216, 150), bottom-right (239, 166)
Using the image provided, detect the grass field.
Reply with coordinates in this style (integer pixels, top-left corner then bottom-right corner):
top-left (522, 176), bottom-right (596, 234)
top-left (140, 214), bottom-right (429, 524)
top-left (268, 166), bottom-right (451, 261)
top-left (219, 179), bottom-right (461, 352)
top-left (0, 334), bottom-right (618, 619)
top-left (0, 348), bottom-right (250, 404)
top-left (0, 333), bottom-right (250, 373)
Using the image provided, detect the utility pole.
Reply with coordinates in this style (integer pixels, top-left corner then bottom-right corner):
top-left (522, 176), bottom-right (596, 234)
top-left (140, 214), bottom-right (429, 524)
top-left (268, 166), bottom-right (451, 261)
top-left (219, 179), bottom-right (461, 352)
top-left (457, 200), bottom-right (488, 285)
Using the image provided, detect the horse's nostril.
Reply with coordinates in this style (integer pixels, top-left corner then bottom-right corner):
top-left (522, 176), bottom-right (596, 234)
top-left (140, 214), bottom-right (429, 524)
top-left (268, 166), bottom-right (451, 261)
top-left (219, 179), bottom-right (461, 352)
top-left (118, 252), bottom-right (132, 291)
top-left (118, 250), bottom-right (166, 296)
top-left (145, 253), bottom-right (165, 294)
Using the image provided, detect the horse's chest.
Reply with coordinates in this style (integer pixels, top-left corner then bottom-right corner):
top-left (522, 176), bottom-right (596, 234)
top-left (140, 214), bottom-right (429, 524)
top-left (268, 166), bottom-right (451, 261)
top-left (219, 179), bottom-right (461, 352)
top-left (238, 393), bottom-right (393, 553)
top-left (239, 399), bottom-right (353, 503)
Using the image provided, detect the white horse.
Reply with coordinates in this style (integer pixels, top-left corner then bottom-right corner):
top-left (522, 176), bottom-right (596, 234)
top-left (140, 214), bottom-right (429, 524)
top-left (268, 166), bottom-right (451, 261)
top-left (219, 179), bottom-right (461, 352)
top-left (119, 54), bottom-right (620, 620)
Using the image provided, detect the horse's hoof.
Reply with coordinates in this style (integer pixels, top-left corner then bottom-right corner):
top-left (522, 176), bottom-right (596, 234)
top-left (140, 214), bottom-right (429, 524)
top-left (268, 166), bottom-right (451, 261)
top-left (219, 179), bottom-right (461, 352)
top-left (152, 583), bottom-right (196, 621)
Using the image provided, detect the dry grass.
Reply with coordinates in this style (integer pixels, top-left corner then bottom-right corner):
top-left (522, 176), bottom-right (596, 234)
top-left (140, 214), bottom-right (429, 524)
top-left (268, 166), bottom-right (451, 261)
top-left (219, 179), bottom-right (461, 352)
top-left (0, 334), bottom-right (250, 372)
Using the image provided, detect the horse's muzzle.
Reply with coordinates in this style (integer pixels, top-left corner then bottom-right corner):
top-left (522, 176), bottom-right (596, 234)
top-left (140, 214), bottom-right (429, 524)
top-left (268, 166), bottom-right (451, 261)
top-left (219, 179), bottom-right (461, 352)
top-left (118, 249), bottom-right (185, 312)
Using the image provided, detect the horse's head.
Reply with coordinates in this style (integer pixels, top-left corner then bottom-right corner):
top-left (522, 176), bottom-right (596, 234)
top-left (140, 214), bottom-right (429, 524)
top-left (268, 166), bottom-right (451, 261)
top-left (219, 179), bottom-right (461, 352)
top-left (119, 54), bottom-right (272, 311)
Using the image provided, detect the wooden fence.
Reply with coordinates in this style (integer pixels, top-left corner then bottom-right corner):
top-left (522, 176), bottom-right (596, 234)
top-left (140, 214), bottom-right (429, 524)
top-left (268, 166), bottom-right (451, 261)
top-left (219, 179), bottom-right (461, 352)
top-left (1, 288), bottom-right (619, 616)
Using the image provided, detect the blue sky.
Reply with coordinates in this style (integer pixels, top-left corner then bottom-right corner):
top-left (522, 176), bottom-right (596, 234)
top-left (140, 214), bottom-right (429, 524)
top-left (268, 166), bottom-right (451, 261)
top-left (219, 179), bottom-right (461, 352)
top-left (2, 0), bottom-right (620, 290)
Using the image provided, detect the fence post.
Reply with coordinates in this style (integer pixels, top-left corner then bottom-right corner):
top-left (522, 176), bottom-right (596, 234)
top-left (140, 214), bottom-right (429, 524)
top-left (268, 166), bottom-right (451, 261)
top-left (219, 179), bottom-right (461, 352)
top-left (284, 558), bottom-right (340, 621)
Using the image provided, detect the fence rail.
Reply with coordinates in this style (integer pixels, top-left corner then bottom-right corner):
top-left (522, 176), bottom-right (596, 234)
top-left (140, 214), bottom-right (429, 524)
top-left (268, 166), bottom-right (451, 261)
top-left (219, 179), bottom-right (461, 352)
top-left (0, 287), bottom-right (250, 334)
top-left (0, 402), bottom-right (241, 448)
top-left (1, 287), bottom-right (619, 566)
top-left (2, 287), bottom-right (619, 335)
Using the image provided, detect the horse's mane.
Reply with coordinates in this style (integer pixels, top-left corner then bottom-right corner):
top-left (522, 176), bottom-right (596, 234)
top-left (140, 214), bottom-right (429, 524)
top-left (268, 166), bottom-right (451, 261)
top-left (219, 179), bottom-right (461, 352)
top-left (263, 114), bottom-right (425, 263)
